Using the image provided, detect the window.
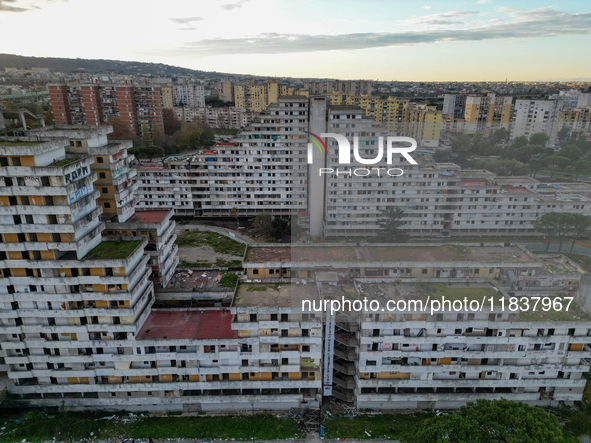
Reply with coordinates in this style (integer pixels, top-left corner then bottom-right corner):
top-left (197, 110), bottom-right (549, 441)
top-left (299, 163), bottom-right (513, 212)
top-left (99, 173), bottom-right (106, 179)
top-left (104, 202), bottom-right (111, 209)
top-left (102, 188), bottom-right (108, 194)
top-left (97, 157), bottom-right (104, 163)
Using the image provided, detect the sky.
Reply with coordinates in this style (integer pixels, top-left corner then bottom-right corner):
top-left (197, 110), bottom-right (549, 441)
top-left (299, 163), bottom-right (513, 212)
top-left (0, 0), bottom-right (590, 81)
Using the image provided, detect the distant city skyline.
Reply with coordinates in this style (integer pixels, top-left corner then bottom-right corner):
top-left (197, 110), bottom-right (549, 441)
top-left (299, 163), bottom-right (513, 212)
top-left (0, 0), bottom-right (590, 81)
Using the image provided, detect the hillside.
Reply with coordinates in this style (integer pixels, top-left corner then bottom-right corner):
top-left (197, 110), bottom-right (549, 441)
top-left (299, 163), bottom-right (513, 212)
top-left (0, 53), bottom-right (232, 79)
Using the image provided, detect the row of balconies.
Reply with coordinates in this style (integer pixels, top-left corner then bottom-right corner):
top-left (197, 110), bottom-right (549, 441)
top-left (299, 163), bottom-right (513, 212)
top-left (10, 379), bottom-right (321, 394)
top-left (356, 378), bottom-right (586, 389)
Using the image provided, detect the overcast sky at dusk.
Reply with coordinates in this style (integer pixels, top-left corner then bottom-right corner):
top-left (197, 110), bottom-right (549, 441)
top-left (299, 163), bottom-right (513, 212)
top-left (1, 0), bottom-right (590, 81)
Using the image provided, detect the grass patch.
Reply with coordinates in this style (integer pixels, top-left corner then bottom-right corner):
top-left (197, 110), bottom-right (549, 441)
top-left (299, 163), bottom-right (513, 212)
top-left (0, 410), bottom-right (299, 442)
top-left (446, 237), bottom-right (546, 243)
top-left (50, 157), bottom-right (80, 167)
top-left (219, 271), bottom-right (239, 287)
top-left (323, 412), bottom-right (430, 440)
top-left (175, 230), bottom-right (245, 256)
top-left (565, 253), bottom-right (591, 273)
top-left (517, 297), bottom-right (591, 321)
top-left (178, 259), bottom-right (242, 268)
top-left (247, 284), bottom-right (279, 292)
top-left (0, 140), bottom-right (39, 146)
top-left (83, 240), bottom-right (143, 260)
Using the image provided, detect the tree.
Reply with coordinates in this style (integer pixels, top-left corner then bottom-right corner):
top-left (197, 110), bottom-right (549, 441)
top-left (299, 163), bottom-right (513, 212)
top-left (253, 213), bottom-right (273, 237)
top-left (173, 122), bottom-right (215, 151)
top-left (141, 122), bottom-right (152, 146)
top-left (162, 108), bottom-right (181, 136)
top-left (229, 207), bottom-right (239, 228)
top-left (451, 135), bottom-right (471, 152)
top-left (407, 399), bottom-right (564, 443)
top-left (534, 212), bottom-right (560, 251)
top-left (557, 126), bottom-right (571, 145)
top-left (567, 213), bottom-right (591, 253)
top-left (511, 135), bottom-right (528, 150)
top-left (473, 158), bottom-right (528, 176)
top-left (559, 214), bottom-right (591, 254)
top-left (491, 127), bottom-right (509, 144)
top-left (545, 155), bottom-right (571, 172)
top-left (107, 116), bottom-right (131, 141)
top-left (534, 212), bottom-right (575, 252)
top-left (151, 121), bottom-right (161, 146)
top-left (559, 145), bottom-right (583, 162)
top-left (433, 150), bottom-right (454, 163)
top-left (43, 108), bottom-right (54, 125)
top-left (526, 154), bottom-right (546, 178)
top-left (529, 132), bottom-right (550, 147)
top-left (373, 207), bottom-right (408, 243)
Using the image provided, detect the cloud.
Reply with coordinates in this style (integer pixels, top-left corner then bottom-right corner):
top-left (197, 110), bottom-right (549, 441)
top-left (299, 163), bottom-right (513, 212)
top-left (220, 0), bottom-right (249, 10)
top-left (422, 6), bottom-right (431, 9)
top-left (0, 0), bottom-right (66, 12)
top-left (169, 7), bottom-right (591, 55)
top-left (170, 16), bottom-right (204, 24)
top-left (0, 0), bottom-right (31, 12)
top-left (421, 20), bottom-right (465, 25)
top-left (476, 0), bottom-right (491, 3)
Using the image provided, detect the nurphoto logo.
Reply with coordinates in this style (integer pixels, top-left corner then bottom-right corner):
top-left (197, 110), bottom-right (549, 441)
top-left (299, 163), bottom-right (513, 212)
top-left (306, 132), bottom-right (418, 177)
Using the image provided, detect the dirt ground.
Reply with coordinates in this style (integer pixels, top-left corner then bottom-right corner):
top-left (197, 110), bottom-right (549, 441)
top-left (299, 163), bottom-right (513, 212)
top-left (177, 244), bottom-right (240, 265)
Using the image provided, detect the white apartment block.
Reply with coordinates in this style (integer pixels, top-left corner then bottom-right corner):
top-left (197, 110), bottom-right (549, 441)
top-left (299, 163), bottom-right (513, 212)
top-left (139, 96), bottom-right (310, 217)
top-left (245, 243), bottom-right (591, 409)
top-left (136, 96), bottom-right (591, 238)
top-left (172, 81), bottom-right (205, 108)
top-left (512, 99), bottom-right (561, 146)
top-left (172, 106), bottom-right (254, 129)
top-left (173, 106), bottom-right (205, 124)
top-left (355, 281), bottom-right (591, 409)
top-left (205, 107), bottom-right (254, 129)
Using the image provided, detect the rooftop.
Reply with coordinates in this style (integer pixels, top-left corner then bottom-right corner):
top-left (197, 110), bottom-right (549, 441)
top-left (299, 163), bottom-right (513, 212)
top-left (166, 269), bottom-right (222, 291)
top-left (414, 282), bottom-right (505, 304)
top-left (234, 283), bottom-right (320, 308)
top-left (126, 210), bottom-right (171, 224)
top-left (518, 296), bottom-right (591, 322)
top-left (358, 282), bottom-right (504, 305)
top-left (82, 240), bottom-right (143, 261)
top-left (137, 310), bottom-right (238, 340)
top-left (538, 256), bottom-right (585, 275)
top-left (245, 244), bottom-right (534, 263)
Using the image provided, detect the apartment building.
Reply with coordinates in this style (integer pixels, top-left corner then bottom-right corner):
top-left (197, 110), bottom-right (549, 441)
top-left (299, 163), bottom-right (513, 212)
top-left (160, 85), bottom-right (174, 109)
top-left (244, 243), bottom-right (591, 408)
top-left (135, 96), bottom-right (590, 238)
top-left (559, 107), bottom-right (591, 139)
top-left (304, 80), bottom-right (372, 96)
top-left (463, 94), bottom-right (513, 135)
top-left (218, 80), bottom-right (234, 103)
top-left (138, 97), bottom-right (309, 217)
top-left (442, 94), bottom-right (469, 119)
top-left (354, 281), bottom-right (591, 409)
top-left (136, 162), bottom-right (196, 216)
top-left (512, 99), bottom-right (561, 146)
top-left (172, 81), bottom-right (205, 108)
top-left (205, 107), bottom-right (255, 129)
top-left (234, 80), bottom-right (279, 112)
top-left (405, 104), bottom-right (442, 148)
top-left (48, 82), bottom-right (164, 138)
top-left (173, 106), bottom-right (204, 124)
top-left (2, 132), bottom-right (591, 413)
